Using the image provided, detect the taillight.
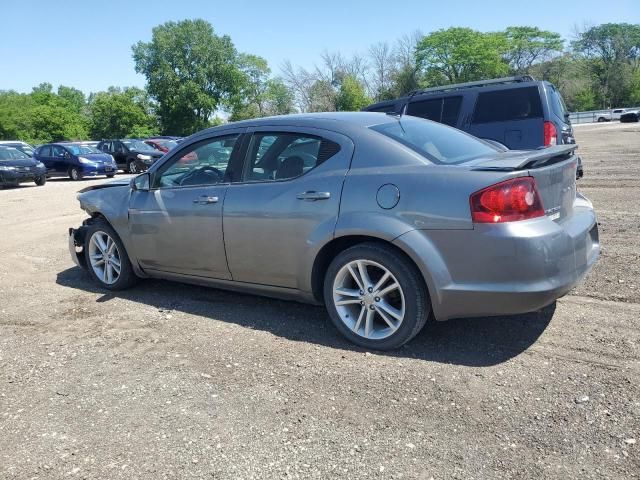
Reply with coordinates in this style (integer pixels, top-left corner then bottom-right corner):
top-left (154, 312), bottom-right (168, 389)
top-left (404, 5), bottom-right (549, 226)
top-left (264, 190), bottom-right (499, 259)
top-left (470, 177), bottom-right (545, 223)
top-left (544, 121), bottom-right (557, 146)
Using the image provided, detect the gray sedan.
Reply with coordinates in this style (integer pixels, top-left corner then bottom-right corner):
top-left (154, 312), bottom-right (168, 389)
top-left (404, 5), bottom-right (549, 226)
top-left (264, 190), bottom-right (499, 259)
top-left (68, 113), bottom-right (599, 350)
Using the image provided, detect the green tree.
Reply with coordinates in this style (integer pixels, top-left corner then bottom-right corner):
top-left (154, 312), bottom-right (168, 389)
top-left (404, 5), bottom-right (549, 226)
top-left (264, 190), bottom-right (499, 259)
top-left (572, 23), bottom-right (640, 107)
top-left (336, 75), bottom-right (371, 111)
top-left (503, 26), bottom-right (564, 74)
top-left (57, 85), bottom-right (86, 113)
top-left (132, 19), bottom-right (244, 135)
top-left (416, 27), bottom-right (509, 85)
top-left (88, 87), bottom-right (158, 139)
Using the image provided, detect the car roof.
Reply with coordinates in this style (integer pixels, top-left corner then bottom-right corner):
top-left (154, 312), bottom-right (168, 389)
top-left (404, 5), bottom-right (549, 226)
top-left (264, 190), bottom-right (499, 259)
top-left (198, 112), bottom-right (401, 137)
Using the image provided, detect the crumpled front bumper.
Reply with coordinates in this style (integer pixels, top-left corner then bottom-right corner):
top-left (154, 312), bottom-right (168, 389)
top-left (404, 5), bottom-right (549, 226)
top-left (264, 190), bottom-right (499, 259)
top-left (68, 226), bottom-right (88, 269)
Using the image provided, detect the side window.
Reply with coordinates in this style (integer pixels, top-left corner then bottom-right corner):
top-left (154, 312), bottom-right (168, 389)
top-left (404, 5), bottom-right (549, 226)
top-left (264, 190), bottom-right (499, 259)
top-left (367, 103), bottom-right (397, 113)
top-left (244, 132), bottom-right (340, 182)
top-left (114, 142), bottom-right (126, 154)
top-left (407, 98), bottom-right (441, 121)
top-left (100, 142), bottom-right (111, 152)
top-left (472, 86), bottom-right (543, 124)
top-left (38, 146), bottom-right (51, 156)
top-left (549, 86), bottom-right (567, 120)
top-left (51, 146), bottom-right (66, 157)
top-left (155, 134), bottom-right (239, 189)
top-left (441, 96), bottom-right (462, 126)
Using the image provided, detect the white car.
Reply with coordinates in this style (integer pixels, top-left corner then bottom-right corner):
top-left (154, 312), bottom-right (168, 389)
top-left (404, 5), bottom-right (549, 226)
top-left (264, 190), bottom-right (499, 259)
top-left (596, 108), bottom-right (627, 122)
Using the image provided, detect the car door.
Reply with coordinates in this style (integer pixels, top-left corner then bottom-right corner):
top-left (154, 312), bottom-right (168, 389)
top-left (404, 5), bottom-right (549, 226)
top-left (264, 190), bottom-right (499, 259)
top-left (36, 145), bottom-right (54, 174)
top-left (127, 131), bottom-right (244, 279)
top-left (223, 126), bottom-right (353, 289)
top-left (50, 145), bottom-right (69, 174)
top-left (112, 141), bottom-right (128, 168)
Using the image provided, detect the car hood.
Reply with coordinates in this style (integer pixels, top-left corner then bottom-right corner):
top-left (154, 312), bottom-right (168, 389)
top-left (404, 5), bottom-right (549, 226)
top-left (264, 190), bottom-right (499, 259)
top-left (0, 158), bottom-right (39, 167)
top-left (78, 178), bottom-right (130, 193)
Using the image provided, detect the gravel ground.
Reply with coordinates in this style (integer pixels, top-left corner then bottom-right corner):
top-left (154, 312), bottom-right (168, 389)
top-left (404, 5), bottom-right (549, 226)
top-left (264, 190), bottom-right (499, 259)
top-left (0, 123), bottom-right (638, 479)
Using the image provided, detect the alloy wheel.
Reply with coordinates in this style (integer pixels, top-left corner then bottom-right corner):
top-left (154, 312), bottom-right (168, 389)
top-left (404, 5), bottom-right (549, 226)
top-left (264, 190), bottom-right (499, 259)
top-left (88, 231), bottom-right (122, 285)
top-left (129, 161), bottom-right (138, 174)
top-left (332, 259), bottom-right (406, 340)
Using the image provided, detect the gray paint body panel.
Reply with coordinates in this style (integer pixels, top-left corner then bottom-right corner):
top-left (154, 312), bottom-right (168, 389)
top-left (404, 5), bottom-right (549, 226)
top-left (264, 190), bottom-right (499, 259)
top-left (74, 112), bottom-right (599, 322)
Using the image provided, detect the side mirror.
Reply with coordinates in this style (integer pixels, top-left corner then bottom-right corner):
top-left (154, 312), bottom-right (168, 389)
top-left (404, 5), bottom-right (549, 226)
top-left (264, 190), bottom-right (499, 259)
top-left (131, 172), bottom-right (150, 191)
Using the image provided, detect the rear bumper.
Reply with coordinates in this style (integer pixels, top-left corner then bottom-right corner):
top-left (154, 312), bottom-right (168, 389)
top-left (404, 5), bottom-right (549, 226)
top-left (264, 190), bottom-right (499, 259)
top-left (394, 194), bottom-right (599, 321)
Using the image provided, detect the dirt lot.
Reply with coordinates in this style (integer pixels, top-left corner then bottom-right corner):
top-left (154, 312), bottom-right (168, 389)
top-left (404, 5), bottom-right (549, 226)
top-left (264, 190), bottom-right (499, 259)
top-left (0, 123), bottom-right (638, 479)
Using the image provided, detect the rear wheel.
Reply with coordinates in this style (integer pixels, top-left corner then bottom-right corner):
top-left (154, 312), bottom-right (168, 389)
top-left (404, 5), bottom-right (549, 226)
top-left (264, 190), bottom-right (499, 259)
top-left (35, 176), bottom-right (46, 186)
top-left (323, 243), bottom-right (430, 350)
top-left (84, 219), bottom-right (137, 290)
top-left (597, 117), bottom-right (606, 123)
top-left (69, 167), bottom-right (81, 181)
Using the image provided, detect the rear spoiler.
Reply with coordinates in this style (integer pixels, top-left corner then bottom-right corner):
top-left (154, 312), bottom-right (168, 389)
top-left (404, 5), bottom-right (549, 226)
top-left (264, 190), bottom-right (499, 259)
top-left (471, 144), bottom-right (577, 171)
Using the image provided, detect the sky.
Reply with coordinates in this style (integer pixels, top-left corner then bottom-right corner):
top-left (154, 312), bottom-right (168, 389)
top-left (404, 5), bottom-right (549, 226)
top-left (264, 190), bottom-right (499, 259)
top-left (2, 0), bottom-right (638, 94)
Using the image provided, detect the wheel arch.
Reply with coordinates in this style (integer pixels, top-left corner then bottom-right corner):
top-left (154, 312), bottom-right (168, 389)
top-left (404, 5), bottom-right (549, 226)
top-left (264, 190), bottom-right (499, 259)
top-left (310, 234), bottom-right (435, 308)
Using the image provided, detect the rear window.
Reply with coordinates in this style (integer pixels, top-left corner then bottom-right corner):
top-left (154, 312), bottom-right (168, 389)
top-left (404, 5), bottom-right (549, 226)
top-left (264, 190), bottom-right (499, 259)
top-left (370, 117), bottom-right (497, 165)
top-left (472, 86), bottom-right (543, 124)
top-left (407, 96), bottom-right (462, 126)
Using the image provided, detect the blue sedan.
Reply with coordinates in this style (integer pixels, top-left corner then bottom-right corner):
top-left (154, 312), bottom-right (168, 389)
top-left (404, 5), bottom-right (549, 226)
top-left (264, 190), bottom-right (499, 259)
top-left (34, 143), bottom-right (118, 180)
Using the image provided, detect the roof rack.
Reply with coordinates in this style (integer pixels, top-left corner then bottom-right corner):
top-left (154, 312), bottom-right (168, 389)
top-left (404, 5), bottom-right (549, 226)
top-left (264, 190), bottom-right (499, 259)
top-left (406, 75), bottom-right (536, 97)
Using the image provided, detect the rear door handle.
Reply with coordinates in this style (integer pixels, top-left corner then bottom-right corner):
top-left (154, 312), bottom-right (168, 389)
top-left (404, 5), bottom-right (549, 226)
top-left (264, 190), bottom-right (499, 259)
top-left (296, 191), bottom-right (331, 201)
top-left (193, 195), bottom-right (219, 205)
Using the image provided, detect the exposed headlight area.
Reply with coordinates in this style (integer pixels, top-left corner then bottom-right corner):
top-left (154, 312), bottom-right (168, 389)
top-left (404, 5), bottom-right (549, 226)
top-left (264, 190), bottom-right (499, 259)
top-left (137, 154), bottom-right (152, 161)
top-left (0, 165), bottom-right (17, 171)
top-left (78, 156), bottom-right (97, 165)
top-left (36, 161), bottom-right (45, 168)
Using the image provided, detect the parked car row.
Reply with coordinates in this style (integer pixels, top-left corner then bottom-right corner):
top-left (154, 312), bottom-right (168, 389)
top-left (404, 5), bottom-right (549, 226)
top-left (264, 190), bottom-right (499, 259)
top-left (596, 108), bottom-right (640, 122)
top-left (0, 136), bottom-right (185, 186)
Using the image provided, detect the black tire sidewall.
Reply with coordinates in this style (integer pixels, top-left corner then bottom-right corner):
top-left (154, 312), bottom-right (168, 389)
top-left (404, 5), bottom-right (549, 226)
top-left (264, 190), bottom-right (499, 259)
top-left (323, 243), bottom-right (430, 350)
top-left (35, 176), bottom-right (46, 186)
top-left (83, 220), bottom-right (136, 290)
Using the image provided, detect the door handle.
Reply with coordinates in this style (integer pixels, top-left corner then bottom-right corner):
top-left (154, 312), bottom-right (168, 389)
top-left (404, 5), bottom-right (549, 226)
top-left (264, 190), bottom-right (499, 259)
top-left (193, 195), bottom-right (219, 204)
top-left (296, 191), bottom-right (331, 201)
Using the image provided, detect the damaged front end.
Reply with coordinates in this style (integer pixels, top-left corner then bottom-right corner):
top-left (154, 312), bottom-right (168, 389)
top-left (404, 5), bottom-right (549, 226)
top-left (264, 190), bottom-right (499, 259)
top-left (68, 222), bottom-right (91, 269)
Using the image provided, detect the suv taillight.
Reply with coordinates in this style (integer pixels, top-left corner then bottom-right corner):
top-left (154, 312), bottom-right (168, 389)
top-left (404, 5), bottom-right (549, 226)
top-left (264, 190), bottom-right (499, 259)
top-left (544, 121), bottom-right (557, 146)
top-left (470, 177), bottom-right (545, 223)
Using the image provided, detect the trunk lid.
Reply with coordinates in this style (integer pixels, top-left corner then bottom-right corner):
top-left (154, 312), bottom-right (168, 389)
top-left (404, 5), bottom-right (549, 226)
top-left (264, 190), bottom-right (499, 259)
top-left (470, 145), bottom-right (578, 222)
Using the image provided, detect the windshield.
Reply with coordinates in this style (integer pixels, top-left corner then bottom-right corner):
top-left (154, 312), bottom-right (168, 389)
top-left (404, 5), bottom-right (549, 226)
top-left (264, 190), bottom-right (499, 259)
top-left (370, 116), bottom-right (498, 165)
top-left (123, 140), bottom-right (156, 152)
top-left (0, 147), bottom-right (31, 161)
top-left (66, 144), bottom-right (102, 155)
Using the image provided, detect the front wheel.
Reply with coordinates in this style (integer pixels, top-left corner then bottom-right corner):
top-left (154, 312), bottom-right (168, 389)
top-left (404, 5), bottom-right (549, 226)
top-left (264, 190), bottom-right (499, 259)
top-left (128, 160), bottom-right (138, 174)
top-left (597, 117), bottom-right (606, 123)
top-left (83, 219), bottom-right (138, 290)
top-left (35, 176), bottom-right (46, 186)
top-left (323, 243), bottom-right (430, 350)
top-left (106, 174), bottom-right (115, 178)
top-left (69, 167), bottom-right (82, 181)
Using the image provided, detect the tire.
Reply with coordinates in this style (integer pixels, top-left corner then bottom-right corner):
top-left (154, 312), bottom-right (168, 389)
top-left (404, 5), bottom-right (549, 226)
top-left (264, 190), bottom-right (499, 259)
top-left (106, 174), bottom-right (115, 178)
top-left (323, 242), bottom-right (430, 350)
top-left (83, 219), bottom-right (138, 290)
top-left (597, 117), bottom-right (606, 123)
top-left (35, 176), bottom-right (46, 186)
top-left (69, 167), bottom-right (82, 181)
top-left (128, 160), bottom-right (138, 174)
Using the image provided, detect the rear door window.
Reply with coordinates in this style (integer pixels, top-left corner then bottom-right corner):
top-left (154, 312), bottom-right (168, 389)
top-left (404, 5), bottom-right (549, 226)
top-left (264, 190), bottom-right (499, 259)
top-left (407, 99), bottom-right (441, 121)
top-left (441, 97), bottom-right (463, 126)
top-left (472, 87), bottom-right (543, 124)
top-left (407, 96), bottom-right (463, 126)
